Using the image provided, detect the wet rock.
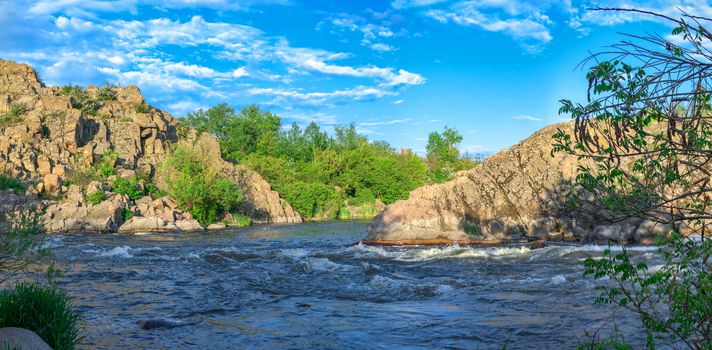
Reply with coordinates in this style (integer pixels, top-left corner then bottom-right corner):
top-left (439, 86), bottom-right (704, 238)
top-left (207, 222), bottom-right (226, 230)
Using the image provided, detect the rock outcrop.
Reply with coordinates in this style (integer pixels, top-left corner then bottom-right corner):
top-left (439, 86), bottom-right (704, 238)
top-left (0, 59), bottom-right (301, 232)
top-left (0, 327), bottom-right (52, 350)
top-left (365, 122), bottom-right (671, 245)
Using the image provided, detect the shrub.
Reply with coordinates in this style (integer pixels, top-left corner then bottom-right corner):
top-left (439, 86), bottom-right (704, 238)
top-left (111, 177), bottom-right (143, 200)
top-left (281, 181), bottom-right (341, 219)
top-left (227, 213), bottom-right (251, 227)
top-left (161, 147), bottom-right (243, 226)
top-left (0, 174), bottom-right (23, 193)
top-left (134, 103), bottom-right (152, 113)
top-left (0, 283), bottom-right (81, 350)
top-left (85, 190), bottom-right (106, 205)
top-left (0, 210), bottom-right (46, 284)
top-left (121, 207), bottom-right (133, 221)
top-left (0, 103), bottom-right (27, 126)
top-left (95, 83), bottom-right (118, 102)
top-left (94, 150), bottom-right (118, 178)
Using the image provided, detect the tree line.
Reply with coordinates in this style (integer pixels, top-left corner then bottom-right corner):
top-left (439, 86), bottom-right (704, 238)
top-left (182, 104), bottom-right (479, 219)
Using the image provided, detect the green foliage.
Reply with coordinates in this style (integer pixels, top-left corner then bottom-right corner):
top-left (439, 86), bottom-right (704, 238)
top-left (85, 190), bottom-right (106, 205)
top-left (134, 103), bottom-right (152, 113)
top-left (0, 210), bottom-right (46, 284)
top-left (96, 83), bottom-right (118, 102)
top-left (59, 85), bottom-right (99, 115)
top-left (161, 147), bottom-right (243, 226)
top-left (426, 126), bottom-right (470, 183)
top-left (121, 207), bottom-right (133, 221)
top-left (0, 283), bottom-right (81, 350)
top-left (183, 103), bottom-right (477, 219)
top-left (281, 181), bottom-right (342, 219)
top-left (111, 176), bottom-right (143, 200)
top-left (0, 103), bottom-right (27, 126)
top-left (226, 213), bottom-right (251, 227)
top-left (94, 150), bottom-right (118, 178)
top-left (583, 235), bottom-right (711, 349)
top-left (0, 173), bottom-right (23, 193)
top-left (553, 13), bottom-right (712, 349)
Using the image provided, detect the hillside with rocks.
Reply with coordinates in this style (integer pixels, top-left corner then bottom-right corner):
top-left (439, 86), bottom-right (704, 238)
top-left (0, 59), bottom-right (301, 233)
top-left (365, 122), bottom-right (673, 245)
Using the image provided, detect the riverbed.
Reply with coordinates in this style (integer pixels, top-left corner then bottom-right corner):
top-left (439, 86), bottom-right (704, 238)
top-left (47, 221), bottom-right (657, 349)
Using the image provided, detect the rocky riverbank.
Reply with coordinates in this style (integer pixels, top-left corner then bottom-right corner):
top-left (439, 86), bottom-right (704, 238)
top-left (0, 59), bottom-right (301, 233)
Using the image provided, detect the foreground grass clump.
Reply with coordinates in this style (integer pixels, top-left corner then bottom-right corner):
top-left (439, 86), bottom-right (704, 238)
top-left (161, 147), bottom-right (243, 226)
top-left (0, 283), bottom-right (81, 350)
top-left (0, 174), bottom-right (24, 193)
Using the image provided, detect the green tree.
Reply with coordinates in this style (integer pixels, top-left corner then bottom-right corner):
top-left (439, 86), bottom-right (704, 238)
top-left (553, 8), bottom-right (711, 349)
top-left (160, 147), bottom-right (243, 226)
top-left (426, 126), bottom-right (463, 183)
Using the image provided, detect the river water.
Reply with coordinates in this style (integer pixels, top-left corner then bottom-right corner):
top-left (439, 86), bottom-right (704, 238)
top-left (46, 221), bottom-right (660, 349)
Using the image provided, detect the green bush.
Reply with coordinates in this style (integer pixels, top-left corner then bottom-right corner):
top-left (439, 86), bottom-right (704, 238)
top-left (281, 181), bottom-right (341, 219)
top-left (134, 103), bottom-right (152, 113)
top-left (0, 174), bottom-right (23, 193)
top-left (96, 83), bottom-right (118, 102)
top-left (227, 213), bottom-right (251, 227)
top-left (94, 150), bottom-right (118, 178)
top-left (0, 283), bottom-right (81, 350)
top-left (161, 147), bottom-right (243, 226)
top-left (85, 190), bottom-right (106, 205)
top-left (59, 85), bottom-right (98, 115)
top-left (121, 207), bottom-right (133, 221)
top-left (0, 210), bottom-right (46, 283)
top-left (111, 177), bottom-right (143, 200)
top-left (0, 103), bottom-right (27, 126)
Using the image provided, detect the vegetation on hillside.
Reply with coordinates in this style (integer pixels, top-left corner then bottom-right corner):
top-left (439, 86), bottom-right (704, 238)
top-left (553, 8), bottom-right (711, 349)
top-left (183, 103), bottom-right (479, 219)
top-left (160, 146), bottom-right (243, 226)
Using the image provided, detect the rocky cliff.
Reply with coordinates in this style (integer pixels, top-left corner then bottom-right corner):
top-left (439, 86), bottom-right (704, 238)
top-left (0, 59), bottom-right (301, 233)
top-left (365, 123), bottom-right (670, 245)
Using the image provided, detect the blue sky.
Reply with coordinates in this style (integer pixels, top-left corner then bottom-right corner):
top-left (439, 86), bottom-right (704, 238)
top-left (1, 0), bottom-right (709, 155)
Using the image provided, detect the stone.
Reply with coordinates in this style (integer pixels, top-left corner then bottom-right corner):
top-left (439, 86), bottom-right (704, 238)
top-left (365, 122), bottom-right (621, 244)
top-left (175, 219), bottom-right (203, 231)
top-left (0, 327), bottom-right (52, 350)
top-left (118, 216), bottom-right (170, 232)
top-left (43, 173), bottom-right (62, 193)
top-left (207, 222), bottom-right (226, 230)
top-left (43, 194), bottom-right (126, 233)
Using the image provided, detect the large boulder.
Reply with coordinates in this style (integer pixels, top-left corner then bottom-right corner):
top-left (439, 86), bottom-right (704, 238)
top-left (0, 327), bottom-right (52, 350)
top-left (43, 187), bottom-right (128, 233)
top-left (364, 122), bottom-right (674, 245)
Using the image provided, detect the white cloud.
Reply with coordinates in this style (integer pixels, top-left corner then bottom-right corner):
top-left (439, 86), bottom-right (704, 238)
top-left (512, 115), bottom-right (542, 121)
top-left (425, 4), bottom-right (552, 43)
top-left (371, 43), bottom-right (396, 52)
top-left (359, 118), bottom-right (411, 126)
top-left (392, 99), bottom-right (405, 104)
top-left (391, 0), bottom-right (448, 9)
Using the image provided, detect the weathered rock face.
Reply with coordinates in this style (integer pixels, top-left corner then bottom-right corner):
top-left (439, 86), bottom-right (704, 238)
top-left (365, 123), bottom-right (670, 244)
top-left (0, 59), bottom-right (301, 232)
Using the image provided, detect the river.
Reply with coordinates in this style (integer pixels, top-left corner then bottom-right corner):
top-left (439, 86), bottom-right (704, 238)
top-left (46, 221), bottom-right (659, 349)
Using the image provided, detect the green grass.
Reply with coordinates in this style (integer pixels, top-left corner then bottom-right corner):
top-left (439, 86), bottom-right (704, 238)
top-left (227, 213), bottom-right (251, 227)
top-left (0, 104), bottom-right (27, 127)
top-left (0, 283), bottom-right (81, 350)
top-left (0, 174), bottom-right (23, 193)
